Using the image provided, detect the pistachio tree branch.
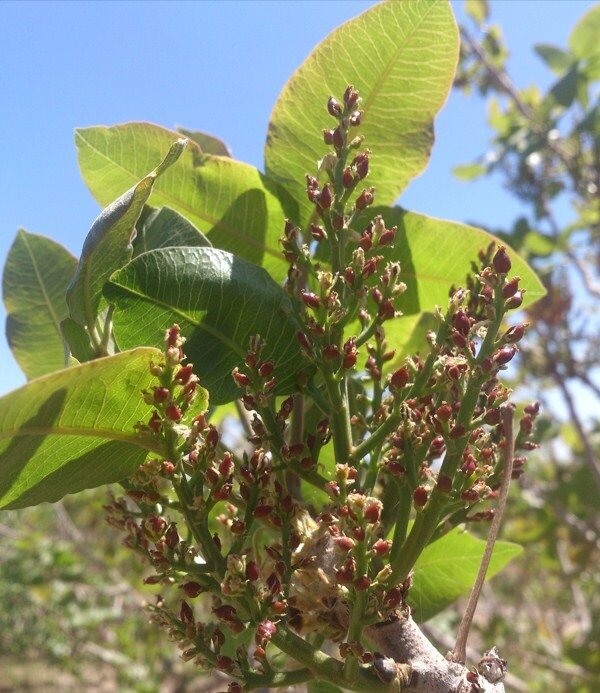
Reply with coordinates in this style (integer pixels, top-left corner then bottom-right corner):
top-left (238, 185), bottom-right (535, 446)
top-left (450, 405), bottom-right (515, 664)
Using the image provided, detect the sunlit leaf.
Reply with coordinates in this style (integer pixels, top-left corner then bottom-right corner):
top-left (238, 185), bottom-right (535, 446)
top-left (265, 0), bottom-right (458, 225)
top-left (176, 126), bottom-right (232, 157)
top-left (0, 348), bottom-right (208, 510)
top-left (3, 230), bottom-right (77, 379)
top-left (76, 123), bottom-right (291, 280)
top-left (409, 527), bottom-right (522, 622)
top-left (569, 4), bottom-right (600, 61)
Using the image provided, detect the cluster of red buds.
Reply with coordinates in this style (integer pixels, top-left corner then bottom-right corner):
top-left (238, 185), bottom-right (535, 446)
top-left (99, 87), bottom-right (539, 692)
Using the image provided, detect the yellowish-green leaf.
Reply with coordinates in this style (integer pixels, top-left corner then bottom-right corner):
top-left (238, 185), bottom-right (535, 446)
top-left (409, 527), bottom-right (522, 622)
top-left (265, 0), bottom-right (459, 225)
top-left (0, 348), bottom-right (209, 510)
top-left (76, 123), bottom-right (290, 280)
top-left (569, 4), bottom-right (600, 61)
top-left (3, 230), bottom-right (77, 379)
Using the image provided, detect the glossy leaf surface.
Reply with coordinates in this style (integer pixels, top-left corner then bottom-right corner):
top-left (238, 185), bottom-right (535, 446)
top-left (106, 247), bottom-right (306, 404)
top-left (3, 230), bottom-right (77, 379)
top-left (133, 206), bottom-right (211, 257)
top-left (265, 0), bottom-right (458, 225)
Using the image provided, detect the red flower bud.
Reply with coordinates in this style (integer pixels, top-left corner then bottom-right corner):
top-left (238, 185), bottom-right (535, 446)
top-left (323, 344), bottom-right (341, 360)
top-left (182, 582), bottom-right (203, 598)
top-left (323, 129), bottom-right (334, 145)
top-left (296, 331), bottom-right (311, 351)
top-left (353, 152), bottom-right (369, 179)
top-left (378, 300), bottom-right (395, 321)
top-left (334, 536), bottom-right (356, 552)
top-left (258, 361), bottom-right (275, 378)
top-left (354, 575), bottom-right (371, 591)
top-left (390, 367), bottom-right (410, 390)
top-left (413, 486), bottom-right (428, 507)
top-left (165, 404), bottom-right (181, 421)
top-left (364, 501), bottom-right (382, 524)
top-left (505, 323), bottom-right (527, 343)
top-left (175, 364), bottom-right (194, 385)
top-left (505, 291), bottom-right (523, 310)
top-left (153, 387), bottom-right (170, 404)
top-left (343, 167), bottom-right (356, 188)
top-left (349, 110), bottom-right (362, 126)
top-left (355, 187), bottom-right (375, 211)
top-left (436, 403), bottom-right (453, 422)
top-left (524, 401), bottom-right (540, 416)
top-left (300, 290), bottom-right (320, 309)
top-left (452, 310), bottom-right (471, 336)
top-left (327, 96), bottom-right (342, 118)
top-left (253, 504), bottom-right (273, 518)
top-left (372, 539), bottom-right (392, 556)
top-left (344, 267), bottom-right (356, 285)
top-left (215, 655), bottom-right (233, 671)
top-left (232, 368), bottom-right (252, 387)
top-left (319, 183), bottom-right (334, 210)
top-left (502, 277), bottom-right (520, 298)
top-left (494, 346), bottom-right (517, 365)
top-left (378, 228), bottom-right (396, 246)
top-left (493, 246), bottom-right (512, 274)
top-left (484, 408), bottom-right (501, 425)
top-left (180, 600), bottom-right (194, 624)
top-left (332, 127), bottom-right (344, 150)
top-left (245, 560), bottom-right (259, 582)
top-left (461, 488), bottom-right (479, 503)
top-left (344, 85), bottom-right (360, 109)
top-left (310, 223), bottom-right (326, 241)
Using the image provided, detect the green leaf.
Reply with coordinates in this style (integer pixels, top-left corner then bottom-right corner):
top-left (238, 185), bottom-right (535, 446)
top-left (569, 4), bottom-right (600, 61)
top-left (133, 206), bottom-right (211, 257)
top-left (548, 63), bottom-right (580, 109)
top-left (264, 0), bottom-right (458, 225)
top-left (465, 0), bottom-right (488, 26)
top-left (3, 230), bottom-right (78, 379)
top-left (534, 44), bottom-right (574, 74)
top-left (176, 126), bottom-right (232, 157)
top-left (105, 247), bottom-right (307, 405)
top-left (60, 317), bottom-right (97, 363)
top-left (0, 348), bottom-right (206, 510)
top-left (75, 123), bottom-right (290, 280)
top-left (67, 137), bottom-right (187, 329)
top-left (408, 527), bottom-right (522, 622)
top-left (452, 163), bottom-right (487, 181)
top-left (373, 208), bottom-right (544, 313)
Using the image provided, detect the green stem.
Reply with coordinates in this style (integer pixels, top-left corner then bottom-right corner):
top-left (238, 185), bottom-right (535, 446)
top-left (245, 668), bottom-right (314, 690)
top-left (388, 483), bottom-right (411, 565)
top-left (349, 403), bottom-right (402, 466)
top-left (271, 628), bottom-right (391, 692)
top-left (321, 362), bottom-right (353, 464)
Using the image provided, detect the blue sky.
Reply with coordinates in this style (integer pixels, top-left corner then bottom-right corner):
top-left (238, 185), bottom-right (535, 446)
top-left (0, 0), bottom-right (595, 395)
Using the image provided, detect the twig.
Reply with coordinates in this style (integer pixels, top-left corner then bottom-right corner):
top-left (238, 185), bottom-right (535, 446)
top-left (450, 405), bottom-right (516, 664)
